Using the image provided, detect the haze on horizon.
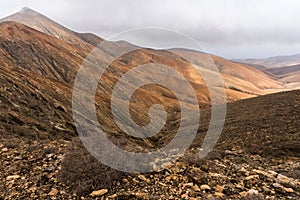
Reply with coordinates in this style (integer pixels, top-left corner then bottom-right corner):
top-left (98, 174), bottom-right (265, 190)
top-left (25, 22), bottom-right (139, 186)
top-left (1, 0), bottom-right (300, 59)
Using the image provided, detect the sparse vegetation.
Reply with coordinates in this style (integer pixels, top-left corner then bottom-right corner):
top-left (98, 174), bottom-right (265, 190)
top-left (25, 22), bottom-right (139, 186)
top-left (58, 138), bottom-right (127, 196)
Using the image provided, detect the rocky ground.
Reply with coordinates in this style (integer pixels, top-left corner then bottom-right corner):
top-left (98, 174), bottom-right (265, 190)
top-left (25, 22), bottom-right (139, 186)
top-left (0, 136), bottom-right (70, 199)
top-left (0, 90), bottom-right (299, 199)
top-left (0, 135), bottom-right (299, 200)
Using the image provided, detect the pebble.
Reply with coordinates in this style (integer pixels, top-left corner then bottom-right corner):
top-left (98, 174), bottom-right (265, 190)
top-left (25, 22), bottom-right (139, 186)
top-left (181, 193), bottom-right (189, 199)
top-left (239, 167), bottom-right (248, 173)
top-left (138, 175), bottom-right (151, 184)
top-left (215, 185), bottom-right (224, 193)
top-left (273, 183), bottom-right (294, 193)
top-left (192, 184), bottom-right (201, 192)
top-left (48, 188), bottom-right (58, 196)
top-left (277, 174), bottom-right (292, 184)
top-left (283, 187), bottom-right (294, 193)
top-left (245, 175), bottom-right (259, 180)
top-left (247, 189), bottom-right (259, 195)
top-left (215, 192), bottom-right (224, 197)
top-left (90, 189), bottom-right (108, 197)
top-left (135, 192), bottom-right (148, 198)
top-left (252, 169), bottom-right (273, 178)
top-left (268, 170), bottom-right (278, 176)
top-left (6, 175), bottom-right (20, 181)
top-left (273, 183), bottom-right (282, 188)
top-left (200, 184), bottom-right (211, 191)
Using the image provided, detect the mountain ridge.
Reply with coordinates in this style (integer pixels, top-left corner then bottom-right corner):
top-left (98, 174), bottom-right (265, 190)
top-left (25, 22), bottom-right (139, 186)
top-left (1, 7), bottom-right (101, 50)
top-left (235, 53), bottom-right (300, 68)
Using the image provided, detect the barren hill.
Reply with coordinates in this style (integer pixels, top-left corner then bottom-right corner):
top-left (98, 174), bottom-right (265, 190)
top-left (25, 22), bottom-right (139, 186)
top-left (267, 64), bottom-right (300, 88)
top-left (171, 49), bottom-right (284, 95)
top-left (0, 21), bottom-right (91, 83)
top-left (236, 53), bottom-right (300, 68)
top-left (1, 7), bottom-right (101, 50)
top-left (0, 19), bottom-right (294, 145)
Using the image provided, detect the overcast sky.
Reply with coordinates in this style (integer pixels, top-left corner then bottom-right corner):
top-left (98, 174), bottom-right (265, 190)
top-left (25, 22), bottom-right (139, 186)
top-left (1, 0), bottom-right (300, 59)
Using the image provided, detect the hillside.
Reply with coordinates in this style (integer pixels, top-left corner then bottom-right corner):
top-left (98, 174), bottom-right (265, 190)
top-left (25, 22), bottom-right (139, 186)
top-left (1, 8), bottom-right (291, 98)
top-left (236, 54), bottom-right (300, 90)
top-left (171, 49), bottom-right (284, 95)
top-left (236, 53), bottom-right (300, 68)
top-left (0, 21), bottom-right (92, 84)
top-left (0, 7), bottom-right (139, 58)
top-left (267, 64), bottom-right (300, 77)
top-left (0, 19), bottom-right (285, 109)
top-left (0, 21), bottom-right (291, 147)
top-left (1, 90), bottom-right (299, 199)
top-left (266, 64), bottom-right (300, 88)
top-left (0, 7), bottom-right (100, 50)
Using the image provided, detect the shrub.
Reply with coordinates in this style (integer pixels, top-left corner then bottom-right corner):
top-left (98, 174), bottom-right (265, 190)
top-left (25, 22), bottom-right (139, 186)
top-left (58, 137), bottom-right (127, 196)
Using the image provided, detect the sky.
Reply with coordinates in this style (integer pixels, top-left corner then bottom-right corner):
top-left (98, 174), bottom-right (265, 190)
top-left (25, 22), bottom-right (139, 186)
top-left (1, 0), bottom-right (300, 59)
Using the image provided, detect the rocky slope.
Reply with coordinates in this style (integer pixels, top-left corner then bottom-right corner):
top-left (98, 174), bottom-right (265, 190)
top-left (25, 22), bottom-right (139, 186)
top-left (0, 8), bottom-right (299, 200)
top-left (0, 20), bottom-right (289, 142)
top-left (0, 90), bottom-right (299, 199)
top-left (0, 7), bottom-right (99, 50)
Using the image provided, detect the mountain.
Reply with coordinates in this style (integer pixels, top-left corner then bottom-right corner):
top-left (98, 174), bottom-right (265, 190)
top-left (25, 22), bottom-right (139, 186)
top-left (236, 53), bottom-right (300, 68)
top-left (0, 21), bottom-right (206, 146)
top-left (1, 8), bottom-right (291, 100)
top-left (0, 19), bottom-right (290, 149)
top-left (0, 21), bottom-right (90, 83)
top-left (267, 64), bottom-right (300, 78)
top-left (236, 53), bottom-right (300, 90)
top-left (171, 49), bottom-right (284, 95)
top-left (0, 19), bottom-right (280, 105)
top-left (0, 7), bottom-right (297, 104)
top-left (0, 8), bottom-right (296, 143)
top-left (0, 7), bottom-right (101, 50)
top-left (0, 7), bottom-right (299, 199)
top-left (266, 64), bottom-right (300, 89)
top-left (1, 7), bottom-right (140, 57)
top-left (0, 53), bottom-right (75, 139)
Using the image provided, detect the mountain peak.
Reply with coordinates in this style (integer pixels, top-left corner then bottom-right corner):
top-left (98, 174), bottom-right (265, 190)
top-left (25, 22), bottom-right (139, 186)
top-left (21, 7), bottom-right (32, 11)
top-left (0, 7), bottom-right (95, 50)
top-left (19, 7), bottom-right (41, 16)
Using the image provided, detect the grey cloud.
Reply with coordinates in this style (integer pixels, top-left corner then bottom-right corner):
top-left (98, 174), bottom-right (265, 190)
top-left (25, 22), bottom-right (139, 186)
top-left (0, 0), bottom-right (300, 58)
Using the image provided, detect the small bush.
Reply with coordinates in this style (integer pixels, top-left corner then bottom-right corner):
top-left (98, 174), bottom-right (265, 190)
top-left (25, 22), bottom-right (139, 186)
top-left (58, 137), bottom-right (127, 196)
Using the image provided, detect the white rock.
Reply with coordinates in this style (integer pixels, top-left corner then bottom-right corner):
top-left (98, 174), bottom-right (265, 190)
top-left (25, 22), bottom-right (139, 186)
top-left (247, 189), bottom-right (259, 195)
top-left (6, 175), bottom-right (20, 181)
top-left (277, 174), bottom-right (291, 184)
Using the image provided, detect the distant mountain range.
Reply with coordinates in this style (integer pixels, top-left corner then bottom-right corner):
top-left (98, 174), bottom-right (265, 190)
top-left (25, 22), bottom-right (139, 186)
top-left (235, 54), bottom-right (300, 90)
top-left (235, 54), bottom-right (300, 68)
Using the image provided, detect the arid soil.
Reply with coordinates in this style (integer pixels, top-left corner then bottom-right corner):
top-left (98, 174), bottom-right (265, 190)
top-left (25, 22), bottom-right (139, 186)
top-left (1, 90), bottom-right (299, 199)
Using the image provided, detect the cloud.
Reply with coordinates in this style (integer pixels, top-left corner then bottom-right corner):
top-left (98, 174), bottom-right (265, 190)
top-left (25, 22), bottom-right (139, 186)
top-left (0, 0), bottom-right (300, 58)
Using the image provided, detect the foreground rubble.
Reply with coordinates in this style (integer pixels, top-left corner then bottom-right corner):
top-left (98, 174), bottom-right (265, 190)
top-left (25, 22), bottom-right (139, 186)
top-left (1, 135), bottom-right (299, 199)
